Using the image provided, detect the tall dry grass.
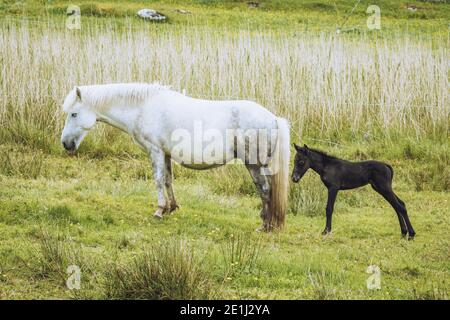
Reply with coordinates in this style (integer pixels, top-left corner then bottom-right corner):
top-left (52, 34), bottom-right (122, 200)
top-left (0, 18), bottom-right (448, 151)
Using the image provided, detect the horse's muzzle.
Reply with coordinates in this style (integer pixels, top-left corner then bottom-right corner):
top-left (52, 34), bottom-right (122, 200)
top-left (62, 140), bottom-right (76, 152)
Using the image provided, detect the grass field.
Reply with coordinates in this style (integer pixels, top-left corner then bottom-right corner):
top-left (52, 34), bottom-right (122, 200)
top-left (0, 0), bottom-right (449, 299)
top-left (0, 144), bottom-right (449, 299)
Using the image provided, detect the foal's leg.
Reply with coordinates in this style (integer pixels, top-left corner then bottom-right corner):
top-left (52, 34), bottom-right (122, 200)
top-left (372, 183), bottom-right (407, 236)
top-left (395, 194), bottom-right (415, 239)
top-left (394, 196), bottom-right (416, 238)
top-left (246, 164), bottom-right (272, 231)
top-left (371, 182), bottom-right (415, 238)
top-left (164, 155), bottom-right (178, 214)
top-left (395, 196), bottom-right (406, 208)
top-left (150, 146), bottom-right (168, 218)
top-left (323, 187), bottom-right (338, 235)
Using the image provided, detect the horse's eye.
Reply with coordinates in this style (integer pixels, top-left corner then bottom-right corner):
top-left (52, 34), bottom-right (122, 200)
top-left (71, 113), bottom-right (78, 118)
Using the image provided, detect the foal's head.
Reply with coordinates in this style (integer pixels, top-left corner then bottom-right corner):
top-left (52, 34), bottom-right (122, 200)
top-left (61, 87), bottom-right (97, 154)
top-left (291, 144), bottom-right (312, 183)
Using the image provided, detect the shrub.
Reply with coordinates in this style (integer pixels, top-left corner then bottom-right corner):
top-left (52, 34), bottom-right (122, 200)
top-left (104, 239), bottom-right (211, 299)
top-left (306, 270), bottom-right (345, 300)
top-left (33, 228), bottom-right (91, 285)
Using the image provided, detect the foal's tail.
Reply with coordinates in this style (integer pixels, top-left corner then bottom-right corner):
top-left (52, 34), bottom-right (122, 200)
top-left (386, 163), bottom-right (394, 181)
top-left (269, 117), bottom-right (290, 229)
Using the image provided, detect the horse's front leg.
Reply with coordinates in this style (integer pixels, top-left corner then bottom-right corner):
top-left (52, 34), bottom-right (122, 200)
top-left (150, 146), bottom-right (168, 218)
top-left (323, 187), bottom-right (338, 235)
top-left (164, 154), bottom-right (178, 214)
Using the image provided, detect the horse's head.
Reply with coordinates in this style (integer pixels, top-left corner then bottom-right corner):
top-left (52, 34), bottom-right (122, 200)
top-left (291, 143), bottom-right (311, 183)
top-left (61, 87), bottom-right (97, 154)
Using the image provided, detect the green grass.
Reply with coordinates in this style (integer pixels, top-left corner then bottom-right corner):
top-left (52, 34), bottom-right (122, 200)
top-left (0, 141), bottom-right (448, 299)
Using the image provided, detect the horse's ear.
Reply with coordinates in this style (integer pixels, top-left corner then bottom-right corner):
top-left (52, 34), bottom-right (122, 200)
top-left (293, 143), bottom-right (301, 152)
top-left (302, 144), bottom-right (310, 155)
top-left (75, 87), bottom-right (82, 101)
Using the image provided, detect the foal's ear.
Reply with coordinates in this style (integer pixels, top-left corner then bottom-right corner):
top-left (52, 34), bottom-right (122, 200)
top-left (75, 87), bottom-right (82, 101)
top-left (303, 144), bottom-right (309, 149)
top-left (293, 143), bottom-right (301, 152)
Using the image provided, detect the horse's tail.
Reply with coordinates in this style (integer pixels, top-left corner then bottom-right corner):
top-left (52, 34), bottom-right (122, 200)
top-left (269, 117), bottom-right (290, 230)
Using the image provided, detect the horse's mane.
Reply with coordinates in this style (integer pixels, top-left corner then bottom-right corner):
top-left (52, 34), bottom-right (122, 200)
top-left (308, 147), bottom-right (340, 161)
top-left (62, 83), bottom-right (170, 112)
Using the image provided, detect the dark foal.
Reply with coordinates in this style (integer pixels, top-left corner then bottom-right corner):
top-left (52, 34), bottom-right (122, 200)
top-left (291, 144), bottom-right (415, 239)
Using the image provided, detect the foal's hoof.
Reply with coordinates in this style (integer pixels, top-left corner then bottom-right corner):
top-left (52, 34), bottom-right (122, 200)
top-left (408, 234), bottom-right (415, 241)
top-left (321, 229), bottom-right (331, 235)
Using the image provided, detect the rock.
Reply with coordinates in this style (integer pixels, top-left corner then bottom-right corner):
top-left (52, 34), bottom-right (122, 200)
top-left (137, 9), bottom-right (166, 21)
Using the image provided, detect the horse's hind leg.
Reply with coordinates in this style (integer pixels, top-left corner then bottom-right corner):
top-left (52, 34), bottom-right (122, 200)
top-left (164, 155), bottom-right (178, 214)
top-left (246, 164), bottom-right (271, 231)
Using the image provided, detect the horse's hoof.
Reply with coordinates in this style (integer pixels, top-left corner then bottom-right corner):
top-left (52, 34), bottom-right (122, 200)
top-left (256, 225), bottom-right (272, 232)
top-left (408, 234), bottom-right (415, 241)
top-left (321, 229), bottom-right (331, 235)
top-left (154, 210), bottom-right (163, 219)
top-left (162, 204), bottom-right (178, 216)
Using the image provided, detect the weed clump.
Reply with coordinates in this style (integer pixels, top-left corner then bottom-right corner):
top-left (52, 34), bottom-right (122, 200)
top-left (105, 239), bottom-right (211, 299)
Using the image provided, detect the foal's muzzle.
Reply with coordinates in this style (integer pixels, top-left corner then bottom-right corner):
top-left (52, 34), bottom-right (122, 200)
top-left (291, 174), bottom-right (300, 183)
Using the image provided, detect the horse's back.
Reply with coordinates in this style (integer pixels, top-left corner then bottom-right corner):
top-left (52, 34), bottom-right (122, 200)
top-left (358, 160), bottom-right (393, 181)
top-left (158, 91), bottom-right (278, 130)
top-left (145, 91), bottom-right (280, 165)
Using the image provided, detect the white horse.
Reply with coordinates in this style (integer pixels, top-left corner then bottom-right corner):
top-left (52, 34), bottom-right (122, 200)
top-left (61, 83), bottom-right (290, 231)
